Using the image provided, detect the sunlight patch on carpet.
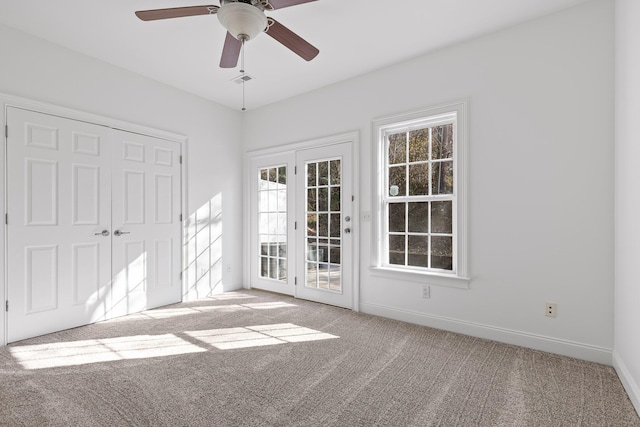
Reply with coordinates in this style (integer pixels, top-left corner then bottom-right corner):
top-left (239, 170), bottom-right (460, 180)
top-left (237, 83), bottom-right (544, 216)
top-left (185, 323), bottom-right (339, 350)
top-left (10, 334), bottom-right (207, 370)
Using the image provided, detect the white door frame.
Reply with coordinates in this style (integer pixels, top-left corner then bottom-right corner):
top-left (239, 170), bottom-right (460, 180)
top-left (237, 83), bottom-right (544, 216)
top-left (244, 131), bottom-right (360, 311)
top-left (0, 92), bottom-right (188, 347)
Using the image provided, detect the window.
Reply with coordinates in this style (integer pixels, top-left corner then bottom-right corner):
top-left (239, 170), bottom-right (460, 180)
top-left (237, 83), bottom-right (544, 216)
top-left (258, 166), bottom-right (288, 281)
top-left (372, 102), bottom-right (468, 286)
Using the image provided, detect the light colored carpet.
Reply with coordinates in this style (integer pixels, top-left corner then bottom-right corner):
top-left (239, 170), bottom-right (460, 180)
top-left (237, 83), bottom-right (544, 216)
top-left (0, 290), bottom-right (638, 426)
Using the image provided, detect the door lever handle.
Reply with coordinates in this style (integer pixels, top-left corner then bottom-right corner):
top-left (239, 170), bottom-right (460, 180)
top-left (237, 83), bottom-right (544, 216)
top-left (94, 230), bottom-right (110, 237)
top-left (113, 230), bottom-right (130, 237)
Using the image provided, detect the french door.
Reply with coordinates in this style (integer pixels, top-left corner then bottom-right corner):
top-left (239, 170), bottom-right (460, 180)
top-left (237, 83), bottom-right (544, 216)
top-left (6, 107), bottom-right (182, 342)
top-left (250, 140), bottom-right (354, 309)
top-left (295, 143), bottom-right (353, 308)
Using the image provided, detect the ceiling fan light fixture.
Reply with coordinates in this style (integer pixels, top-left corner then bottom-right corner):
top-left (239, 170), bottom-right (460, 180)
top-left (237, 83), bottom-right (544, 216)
top-left (217, 2), bottom-right (267, 41)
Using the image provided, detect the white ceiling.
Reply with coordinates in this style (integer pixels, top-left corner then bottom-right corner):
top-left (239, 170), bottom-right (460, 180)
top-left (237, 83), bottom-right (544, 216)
top-left (0, 0), bottom-right (591, 111)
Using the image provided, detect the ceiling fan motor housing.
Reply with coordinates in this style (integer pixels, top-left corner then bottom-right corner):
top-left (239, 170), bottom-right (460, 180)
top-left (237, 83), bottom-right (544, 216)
top-left (218, 1), bottom-right (268, 41)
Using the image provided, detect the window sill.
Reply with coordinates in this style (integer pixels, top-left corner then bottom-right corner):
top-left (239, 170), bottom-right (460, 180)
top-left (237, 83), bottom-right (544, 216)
top-left (369, 266), bottom-right (470, 289)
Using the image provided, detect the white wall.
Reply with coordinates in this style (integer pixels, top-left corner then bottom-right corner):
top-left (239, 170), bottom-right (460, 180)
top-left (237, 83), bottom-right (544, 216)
top-left (614, 0), bottom-right (640, 415)
top-left (0, 23), bottom-right (244, 344)
top-left (244, 0), bottom-right (615, 363)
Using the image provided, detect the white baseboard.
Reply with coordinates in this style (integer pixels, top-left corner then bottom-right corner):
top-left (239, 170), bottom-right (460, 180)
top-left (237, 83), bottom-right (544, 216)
top-left (613, 351), bottom-right (640, 417)
top-left (360, 302), bottom-right (613, 365)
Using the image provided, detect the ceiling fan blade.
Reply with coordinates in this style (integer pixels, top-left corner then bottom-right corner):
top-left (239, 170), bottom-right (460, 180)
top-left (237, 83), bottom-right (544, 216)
top-left (135, 5), bottom-right (219, 21)
top-left (265, 18), bottom-right (319, 61)
top-left (220, 32), bottom-right (242, 68)
top-left (268, 0), bottom-right (317, 10)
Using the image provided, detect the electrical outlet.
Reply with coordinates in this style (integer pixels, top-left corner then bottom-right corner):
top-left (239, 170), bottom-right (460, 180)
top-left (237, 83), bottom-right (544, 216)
top-left (422, 285), bottom-right (430, 299)
top-left (545, 302), bottom-right (557, 318)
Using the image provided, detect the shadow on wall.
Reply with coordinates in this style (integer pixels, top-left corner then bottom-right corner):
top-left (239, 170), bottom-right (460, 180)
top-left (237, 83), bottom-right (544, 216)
top-left (183, 193), bottom-right (223, 299)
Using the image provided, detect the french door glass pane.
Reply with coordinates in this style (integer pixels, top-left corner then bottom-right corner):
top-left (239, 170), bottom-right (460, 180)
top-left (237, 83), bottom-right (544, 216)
top-left (306, 159), bottom-right (342, 292)
top-left (258, 166), bottom-right (287, 281)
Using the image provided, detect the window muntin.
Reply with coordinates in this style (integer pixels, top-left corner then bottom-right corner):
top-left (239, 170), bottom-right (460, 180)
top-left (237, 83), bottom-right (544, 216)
top-left (258, 166), bottom-right (287, 281)
top-left (383, 118), bottom-right (456, 273)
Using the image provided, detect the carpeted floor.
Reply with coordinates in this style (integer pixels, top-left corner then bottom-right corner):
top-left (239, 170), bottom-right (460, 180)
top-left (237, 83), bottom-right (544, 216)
top-left (0, 290), bottom-right (638, 426)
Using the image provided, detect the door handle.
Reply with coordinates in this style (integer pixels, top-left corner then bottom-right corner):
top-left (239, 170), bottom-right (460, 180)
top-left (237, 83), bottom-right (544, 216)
top-left (113, 230), bottom-right (130, 237)
top-left (94, 230), bottom-right (110, 237)
top-left (344, 228), bottom-right (351, 234)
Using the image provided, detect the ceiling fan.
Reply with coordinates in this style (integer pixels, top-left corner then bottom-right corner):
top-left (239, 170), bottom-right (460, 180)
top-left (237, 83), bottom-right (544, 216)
top-left (135, 0), bottom-right (320, 69)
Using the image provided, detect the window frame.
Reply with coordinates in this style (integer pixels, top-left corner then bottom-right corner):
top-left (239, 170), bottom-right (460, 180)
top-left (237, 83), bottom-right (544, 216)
top-left (371, 101), bottom-right (469, 288)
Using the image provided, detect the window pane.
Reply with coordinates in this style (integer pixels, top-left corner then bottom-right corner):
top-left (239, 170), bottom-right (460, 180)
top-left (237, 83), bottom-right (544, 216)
top-left (330, 160), bottom-right (341, 185)
top-left (431, 236), bottom-right (453, 270)
top-left (307, 242), bottom-right (317, 261)
top-left (278, 241), bottom-right (287, 257)
top-left (319, 245), bottom-right (329, 263)
top-left (277, 259), bottom-right (286, 280)
top-left (261, 256), bottom-right (269, 277)
top-left (432, 161), bottom-right (453, 195)
top-left (278, 166), bottom-right (287, 184)
top-left (408, 236), bottom-right (428, 267)
top-left (260, 169), bottom-right (268, 182)
top-left (307, 188), bottom-right (317, 212)
top-left (259, 213), bottom-right (268, 234)
top-left (318, 269), bottom-right (329, 290)
top-left (409, 128), bottom-right (429, 162)
top-left (329, 265), bottom-right (341, 291)
top-left (318, 187), bottom-right (328, 212)
top-left (278, 189), bottom-right (286, 212)
top-left (318, 213), bottom-right (328, 238)
top-left (329, 247), bottom-right (341, 264)
top-left (408, 202), bottom-right (428, 233)
top-left (389, 235), bottom-right (405, 265)
top-left (307, 263), bottom-right (317, 288)
top-left (269, 242), bottom-right (278, 256)
top-left (388, 203), bottom-right (406, 232)
top-left (307, 214), bottom-right (317, 236)
top-left (269, 167), bottom-right (277, 187)
top-left (277, 212), bottom-right (287, 234)
top-left (388, 132), bottom-right (406, 165)
top-left (431, 201), bottom-right (452, 234)
top-left (307, 163), bottom-right (316, 187)
top-left (259, 191), bottom-right (268, 212)
top-left (268, 213), bottom-right (278, 234)
top-left (269, 258), bottom-right (277, 279)
top-left (267, 190), bottom-right (276, 212)
top-left (432, 124), bottom-right (453, 160)
top-left (330, 187), bottom-right (341, 212)
top-left (318, 161), bottom-right (329, 186)
top-left (389, 166), bottom-right (406, 197)
top-left (408, 163), bottom-right (429, 196)
top-left (330, 213), bottom-right (341, 237)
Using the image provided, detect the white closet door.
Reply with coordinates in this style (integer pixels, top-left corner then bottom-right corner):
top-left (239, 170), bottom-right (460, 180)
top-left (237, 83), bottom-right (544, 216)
top-left (109, 129), bottom-right (182, 318)
top-left (6, 107), bottom-right (112, 342)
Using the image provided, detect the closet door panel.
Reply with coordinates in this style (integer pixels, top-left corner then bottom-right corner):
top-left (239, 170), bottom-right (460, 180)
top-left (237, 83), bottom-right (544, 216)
top-left (110, 129), bottom-right (182, 316)
top-left (6, 108), bottom-right (112, 342)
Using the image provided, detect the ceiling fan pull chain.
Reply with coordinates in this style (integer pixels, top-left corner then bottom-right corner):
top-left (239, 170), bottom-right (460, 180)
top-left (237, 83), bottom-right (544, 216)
top-left (241, 39), bottom-right (246, 111)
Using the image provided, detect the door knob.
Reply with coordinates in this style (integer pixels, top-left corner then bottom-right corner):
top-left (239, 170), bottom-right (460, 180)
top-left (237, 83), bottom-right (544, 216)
top-left (113, 230), bottom-right (130, 237)
top-left (94, 230), bottom-right (110, 237)
top-left (344, 228), bottom-right (351, 234)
